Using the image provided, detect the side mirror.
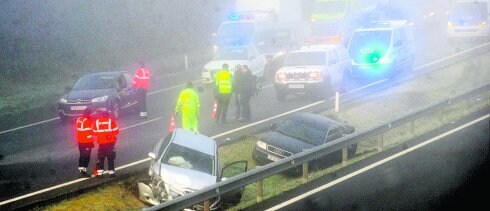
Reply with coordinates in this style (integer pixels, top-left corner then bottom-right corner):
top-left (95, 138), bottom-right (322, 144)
top-left (221, 177), bottom-right (228, 181)
top-left (270, 123), bottom-right (278, 130)
top-left (148, 152), bottom-right (156, 160)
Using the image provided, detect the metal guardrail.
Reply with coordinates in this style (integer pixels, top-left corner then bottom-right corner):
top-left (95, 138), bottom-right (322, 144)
top-left (145, 77), bottom-right (489, 211)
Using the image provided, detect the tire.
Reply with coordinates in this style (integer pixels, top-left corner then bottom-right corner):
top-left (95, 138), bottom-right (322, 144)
top-left (275, 88), bottom-right (285, 101)
top-left (315, 78), bottom-right (332, 100)
top-left (111, 101), bottom-right (120, 119)
top-left (59, 115), bottom-right (69, 124)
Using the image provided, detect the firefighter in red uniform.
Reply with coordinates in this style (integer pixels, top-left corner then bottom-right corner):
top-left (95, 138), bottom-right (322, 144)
top-left (93, 110), bottom-right (120, 177)
top-left (76, 108), bottom-right (93, 177)
top-left (132, 61), bottom-right (151, 118)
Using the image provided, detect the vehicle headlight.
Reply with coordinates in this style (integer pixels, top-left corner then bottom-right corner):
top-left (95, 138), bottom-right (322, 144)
top-left (213, 45), bottom-right (218, 52)
top-left (91, 95), bottom-right (108, 103)
top-left (276, 72), bottom-right (287, 81)
top-left (426, 11), bottom-right (436, 18)
top-left (59, 98), bottom-right (67, 104)
top-left (448, 21), bottom-right (453, 27)
top-left (275, 50), bottom-right (285, 57)
top-left (378, 56), bottom-right (392, 64)
top-left (257, 141), bottom-right (267, 149)
top-left (480, 21), bottom-right (487, 26)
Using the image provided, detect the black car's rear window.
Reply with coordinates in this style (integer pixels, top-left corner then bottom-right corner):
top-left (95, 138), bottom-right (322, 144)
top-left (276, 118), bottom-right (326, 146)
top-left (72, 74), bottom-right (117, 90)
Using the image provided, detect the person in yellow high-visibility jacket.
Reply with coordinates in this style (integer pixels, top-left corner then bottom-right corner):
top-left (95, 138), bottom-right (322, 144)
top-left (214, 63), bottom-right (233, 123)
top-left (175, 82), bottom-right (200, 133)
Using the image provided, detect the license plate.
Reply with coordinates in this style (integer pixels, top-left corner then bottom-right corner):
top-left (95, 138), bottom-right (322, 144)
top-left (288, 84), bottom-right (304, 89)
top-left (267, 154), bottom-right (280, 162)
top-left (71, 106), bottom-right (87, 111)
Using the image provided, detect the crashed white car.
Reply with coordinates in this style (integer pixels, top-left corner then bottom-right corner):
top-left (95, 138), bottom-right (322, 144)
top-left (138, 128), bottom-right (247, 210)
top-left (201, 45), bottom-right (267, 83)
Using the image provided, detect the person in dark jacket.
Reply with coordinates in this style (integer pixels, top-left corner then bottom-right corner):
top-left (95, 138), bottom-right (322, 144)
top-left (234, 65), bottom-right (256, 121)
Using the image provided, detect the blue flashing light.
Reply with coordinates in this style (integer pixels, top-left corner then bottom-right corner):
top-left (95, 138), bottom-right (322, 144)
top-left (230, 13), bottom-right (240, 21)
top-left (230, 14), bottom-right (240, 21)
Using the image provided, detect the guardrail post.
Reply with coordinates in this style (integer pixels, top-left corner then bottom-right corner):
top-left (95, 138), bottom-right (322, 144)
top-left (377, 133), bottom-right (384, 152)
top-left (302, 162), bottom-right (309, 184)
top-left (257, 179), bottom-right (263, 203)
top-left (342, 148), bottom-right (348, 166)
top-left (204, 200), bottom-right (210, 211)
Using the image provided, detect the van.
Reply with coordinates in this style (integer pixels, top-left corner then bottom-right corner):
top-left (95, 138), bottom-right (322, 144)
top-left (447, 0), bottom-right (490, 40)
top-left (274, 44), bottom-right (351, 100)
top-left (347, 20), bottom-right (415, 79)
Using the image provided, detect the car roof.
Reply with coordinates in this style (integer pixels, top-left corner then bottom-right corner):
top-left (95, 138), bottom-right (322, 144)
top-left (287, 112), bottom-right (342, 132)
top-left (84, 71), bottom-right (128, 77)
top-left (357, 20), bottom-right (408, 31)
top-left (172, 128), bottom-right (216, 156)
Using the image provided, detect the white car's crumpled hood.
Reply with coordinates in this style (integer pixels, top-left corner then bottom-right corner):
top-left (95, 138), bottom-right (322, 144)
top-left (160, 164), bottom-right (216, 191)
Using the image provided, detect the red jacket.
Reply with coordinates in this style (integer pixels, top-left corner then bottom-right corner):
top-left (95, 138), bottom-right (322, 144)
top-left (93, 117), bottom-right (120, 145)
top-left (132, 67), bottom-right (151, 90)
top-left (76, 116), bottom-right (93, 144)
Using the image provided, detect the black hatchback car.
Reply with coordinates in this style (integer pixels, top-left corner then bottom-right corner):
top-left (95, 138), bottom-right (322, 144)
top-left (58, 71), bottom-right (139, 122)
top-left (253, 112), bottom-right (357, 166)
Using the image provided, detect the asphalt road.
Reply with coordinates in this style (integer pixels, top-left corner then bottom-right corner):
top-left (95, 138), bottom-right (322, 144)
top-left (0, 5), bottom-right (483, 203)
top-left (262, 114), bottom-right (490, 211)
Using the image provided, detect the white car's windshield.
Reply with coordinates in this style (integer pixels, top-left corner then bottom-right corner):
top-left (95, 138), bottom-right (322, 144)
top-left (450, 2), bottom-right (487, 23)
top-left (162, 143), bottom-right (215, 175)
top-left (284, 51), bottom-right (326, 66)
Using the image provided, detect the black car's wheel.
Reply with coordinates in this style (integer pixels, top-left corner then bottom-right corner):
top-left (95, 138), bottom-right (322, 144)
top-left (314, 78), bottom-right (332, 100)
top-left (111, 101), bottom-right (120, 119)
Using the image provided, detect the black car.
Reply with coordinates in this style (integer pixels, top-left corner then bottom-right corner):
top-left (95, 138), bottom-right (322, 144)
top-left (253, 112), bottom-right (357, 168)
top-left (58, 71), bottom-right (139, 122)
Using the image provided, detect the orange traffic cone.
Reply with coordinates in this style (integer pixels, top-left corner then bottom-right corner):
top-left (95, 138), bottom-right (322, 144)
top-left (212, 100), bottom-right (218, 119)
top-left (93, 162), bottom-right (98, 177)
top-left (168, 114), bottom-right (176, 133)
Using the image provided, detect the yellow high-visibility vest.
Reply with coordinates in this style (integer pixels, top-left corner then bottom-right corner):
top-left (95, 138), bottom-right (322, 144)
top-left (215, 70), bottom-right (232, 94)
top-left (175, 88), bottom-right (200, 113)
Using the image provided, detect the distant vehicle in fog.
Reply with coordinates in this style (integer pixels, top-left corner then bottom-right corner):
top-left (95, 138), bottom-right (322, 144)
top-left (58, 71), bottom-right (139, 122)
top-left (447, 0), bottom-right (490, 41)
top-left (202, 45), bottom-right (267, 83)
top-left (347, 20), bottom-right (415, 79)
top-left (274, 44), bottom-right (350, 100)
